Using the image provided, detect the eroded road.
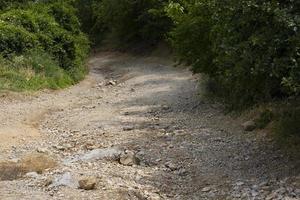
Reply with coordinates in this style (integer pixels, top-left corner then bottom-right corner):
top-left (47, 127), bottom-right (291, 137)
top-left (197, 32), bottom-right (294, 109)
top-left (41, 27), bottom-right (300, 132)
top-left (0, 53), bottom-right (299, 199)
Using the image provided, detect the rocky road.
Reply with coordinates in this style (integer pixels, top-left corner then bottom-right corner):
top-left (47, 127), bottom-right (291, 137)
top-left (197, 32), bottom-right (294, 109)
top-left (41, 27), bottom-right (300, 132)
top-left (0, 52), bottom-right (299, 199)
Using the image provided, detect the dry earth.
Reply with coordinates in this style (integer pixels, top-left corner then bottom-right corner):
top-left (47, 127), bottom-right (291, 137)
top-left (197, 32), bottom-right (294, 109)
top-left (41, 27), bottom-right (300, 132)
top-left (0, 52), bottom-right (299, 200)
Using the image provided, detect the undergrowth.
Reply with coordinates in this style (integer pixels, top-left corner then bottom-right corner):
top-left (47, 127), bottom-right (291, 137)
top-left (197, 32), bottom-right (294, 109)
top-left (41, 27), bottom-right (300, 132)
top-left (0, 50), bottom-right (74, 91)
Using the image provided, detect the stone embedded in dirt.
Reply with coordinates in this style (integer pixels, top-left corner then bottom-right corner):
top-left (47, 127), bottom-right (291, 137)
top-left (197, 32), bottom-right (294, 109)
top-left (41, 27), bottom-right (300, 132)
top-left (81, 147), bottom-right (124, 162)
top-left (242, 120), bottom-right (256, 132)
top-left (36, 148), bottom-right (49, 154)
top-left (44, 177), bottom-right (53, 187)
top-left (78, 177), bottom-right (97, 190)
top-left (165, 162), bottom-right (178, 171)
top-left (51, 172), bottom-right (79, 188)
top-left (119, 151), bottom-right (140, 166)
top-left (236, 181), bottom-right (245, 186)
top-left (201, 186), bottom-right (211, 192)
top-left (123, 111), bottom-right (130, 116)
top-left (19, 152), bottom-right (57, 174)
top-left (24, 172), bottom-right (39, 179)
top-left (123, 126), bottom-right (135, 131)
top-left (84, 143), bottom-right (97, 150)
top-left (177, 168), bottom-right (188, 176)
top-left (106, 80), bottom-right (117, 86)
top-left (162, 105), bottom-right (170, 110)
top-left (54, 145), bottom-right (66, 151)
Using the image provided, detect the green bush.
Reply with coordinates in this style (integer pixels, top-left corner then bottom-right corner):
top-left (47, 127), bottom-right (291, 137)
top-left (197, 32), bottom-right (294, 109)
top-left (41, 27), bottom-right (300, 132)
top-left (0, 0), bottom-right (32, 10)
top-left (167, 0), bottom-right (300, 109)
top-left (166, 1), bottom-right (214, 74)
top-left (0, 22), bottom-right (38, 55)
top-left (0, 1), bottom-right (89, 81)
top-left (255, 109), bottom-right (274, 129)
top-left (0, 50), bottom-right (73, 91)
top-left (48, 1), bottom-right (81, 34)
top-left (76, 0), bottom-right (172, 48)
top-left (0, 0), bottom-right (89, 91)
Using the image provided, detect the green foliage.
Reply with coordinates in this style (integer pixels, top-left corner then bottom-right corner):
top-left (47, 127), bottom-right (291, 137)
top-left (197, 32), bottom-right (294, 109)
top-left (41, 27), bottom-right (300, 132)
top-left (0, 0), bottom-right (32, 10)
top-left (167, 0), bottom-right (300, 109)
top-left (48, 1), bottom-right (81, 34)
top-left (166, 1), bottom-right (214, 74)
top-left (255, 109), bottom-right (274, 129)
top-left (0, 0), bottom-right (89, 90)
top-left (75, 0), bottom-right (106, 45)
top-left (0, 22), bottom-right (38, 55)
top-left (0, 51), bottom-right (73, 91)
top-left (76, 0), bottom-right (172, 48)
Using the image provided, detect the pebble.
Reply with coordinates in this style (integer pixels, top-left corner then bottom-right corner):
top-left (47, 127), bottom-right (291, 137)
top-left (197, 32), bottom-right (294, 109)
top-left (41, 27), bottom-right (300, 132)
top-left (201, 187), bottom-right (211, 192)
top-left (25, 172), bottom-right (39, 179)
top-left (119, 151), bottom-right (140, 166)
top-left (78, 177), bottom-right (97, 190)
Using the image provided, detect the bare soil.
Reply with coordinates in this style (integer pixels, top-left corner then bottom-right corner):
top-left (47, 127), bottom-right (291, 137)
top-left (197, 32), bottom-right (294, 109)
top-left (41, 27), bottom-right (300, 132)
top-left (0, 52), bottom-right (299, 200)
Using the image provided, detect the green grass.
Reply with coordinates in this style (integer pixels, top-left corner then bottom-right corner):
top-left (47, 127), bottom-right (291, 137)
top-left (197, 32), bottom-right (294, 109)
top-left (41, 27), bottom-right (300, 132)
top-left (0, 50), bottom-right (85, 91)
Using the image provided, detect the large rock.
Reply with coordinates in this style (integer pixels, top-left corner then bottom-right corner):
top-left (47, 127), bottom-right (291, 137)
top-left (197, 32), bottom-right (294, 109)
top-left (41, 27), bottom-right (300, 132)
top-left (242, 120), bottom-right (256, 132)
top-left (78, 177), bottom-right (97, 190)
top-left (119, 151), bottom-right (140, 166)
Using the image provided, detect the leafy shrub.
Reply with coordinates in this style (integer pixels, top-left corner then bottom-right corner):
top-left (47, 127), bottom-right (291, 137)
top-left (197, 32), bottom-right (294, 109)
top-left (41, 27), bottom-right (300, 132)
top-left (48, 1), bottom-right (81, 34)
top-left (166, 1), bottom-right (214, 74)
top-left (0, 0), bottom-right (32, 10)
top-left (0, 1), bottom-right (89, 81)
top-left (0, 0), bottom-right (89, 91)
top-left (76, 0), bottom-right (172, 48)
top-left (0, 22), bottom-right (38, 55)
top-left (0, 51), bottom-right (73, 91)
top-left (255, 109), bottom-right (274, 129)
top-left (167, 0), bottom-right (300, 109)
top-left (75, 0), bottom-right (106, 45)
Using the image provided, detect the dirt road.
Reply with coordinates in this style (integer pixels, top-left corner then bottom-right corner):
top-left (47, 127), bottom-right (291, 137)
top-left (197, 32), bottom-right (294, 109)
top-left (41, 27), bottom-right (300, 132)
top-left (0, 53), bottom-right (299, 199)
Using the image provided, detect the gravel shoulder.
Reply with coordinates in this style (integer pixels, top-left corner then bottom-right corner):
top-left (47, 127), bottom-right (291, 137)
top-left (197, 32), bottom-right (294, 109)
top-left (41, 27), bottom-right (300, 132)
top-left (0, 52), bottom-right (299, 200)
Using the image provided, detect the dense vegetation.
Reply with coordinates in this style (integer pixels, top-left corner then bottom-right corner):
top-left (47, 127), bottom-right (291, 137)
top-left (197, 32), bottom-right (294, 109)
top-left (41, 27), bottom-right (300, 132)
top-left (76, 0), bottom-right (172, 48)
top-left (167, 0), bottom-right (299, 110)
top-left (0, 0), bottom-right (89, 90)
top-left (0, 0), bottom-right (299, 141)
top-left (165, 0), bottom-right (299, 144)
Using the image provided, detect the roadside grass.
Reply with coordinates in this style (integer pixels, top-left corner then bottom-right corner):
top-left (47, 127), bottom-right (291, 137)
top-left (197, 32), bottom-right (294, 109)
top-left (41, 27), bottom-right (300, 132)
top-left (0, 51), bottom-right (86, 91)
